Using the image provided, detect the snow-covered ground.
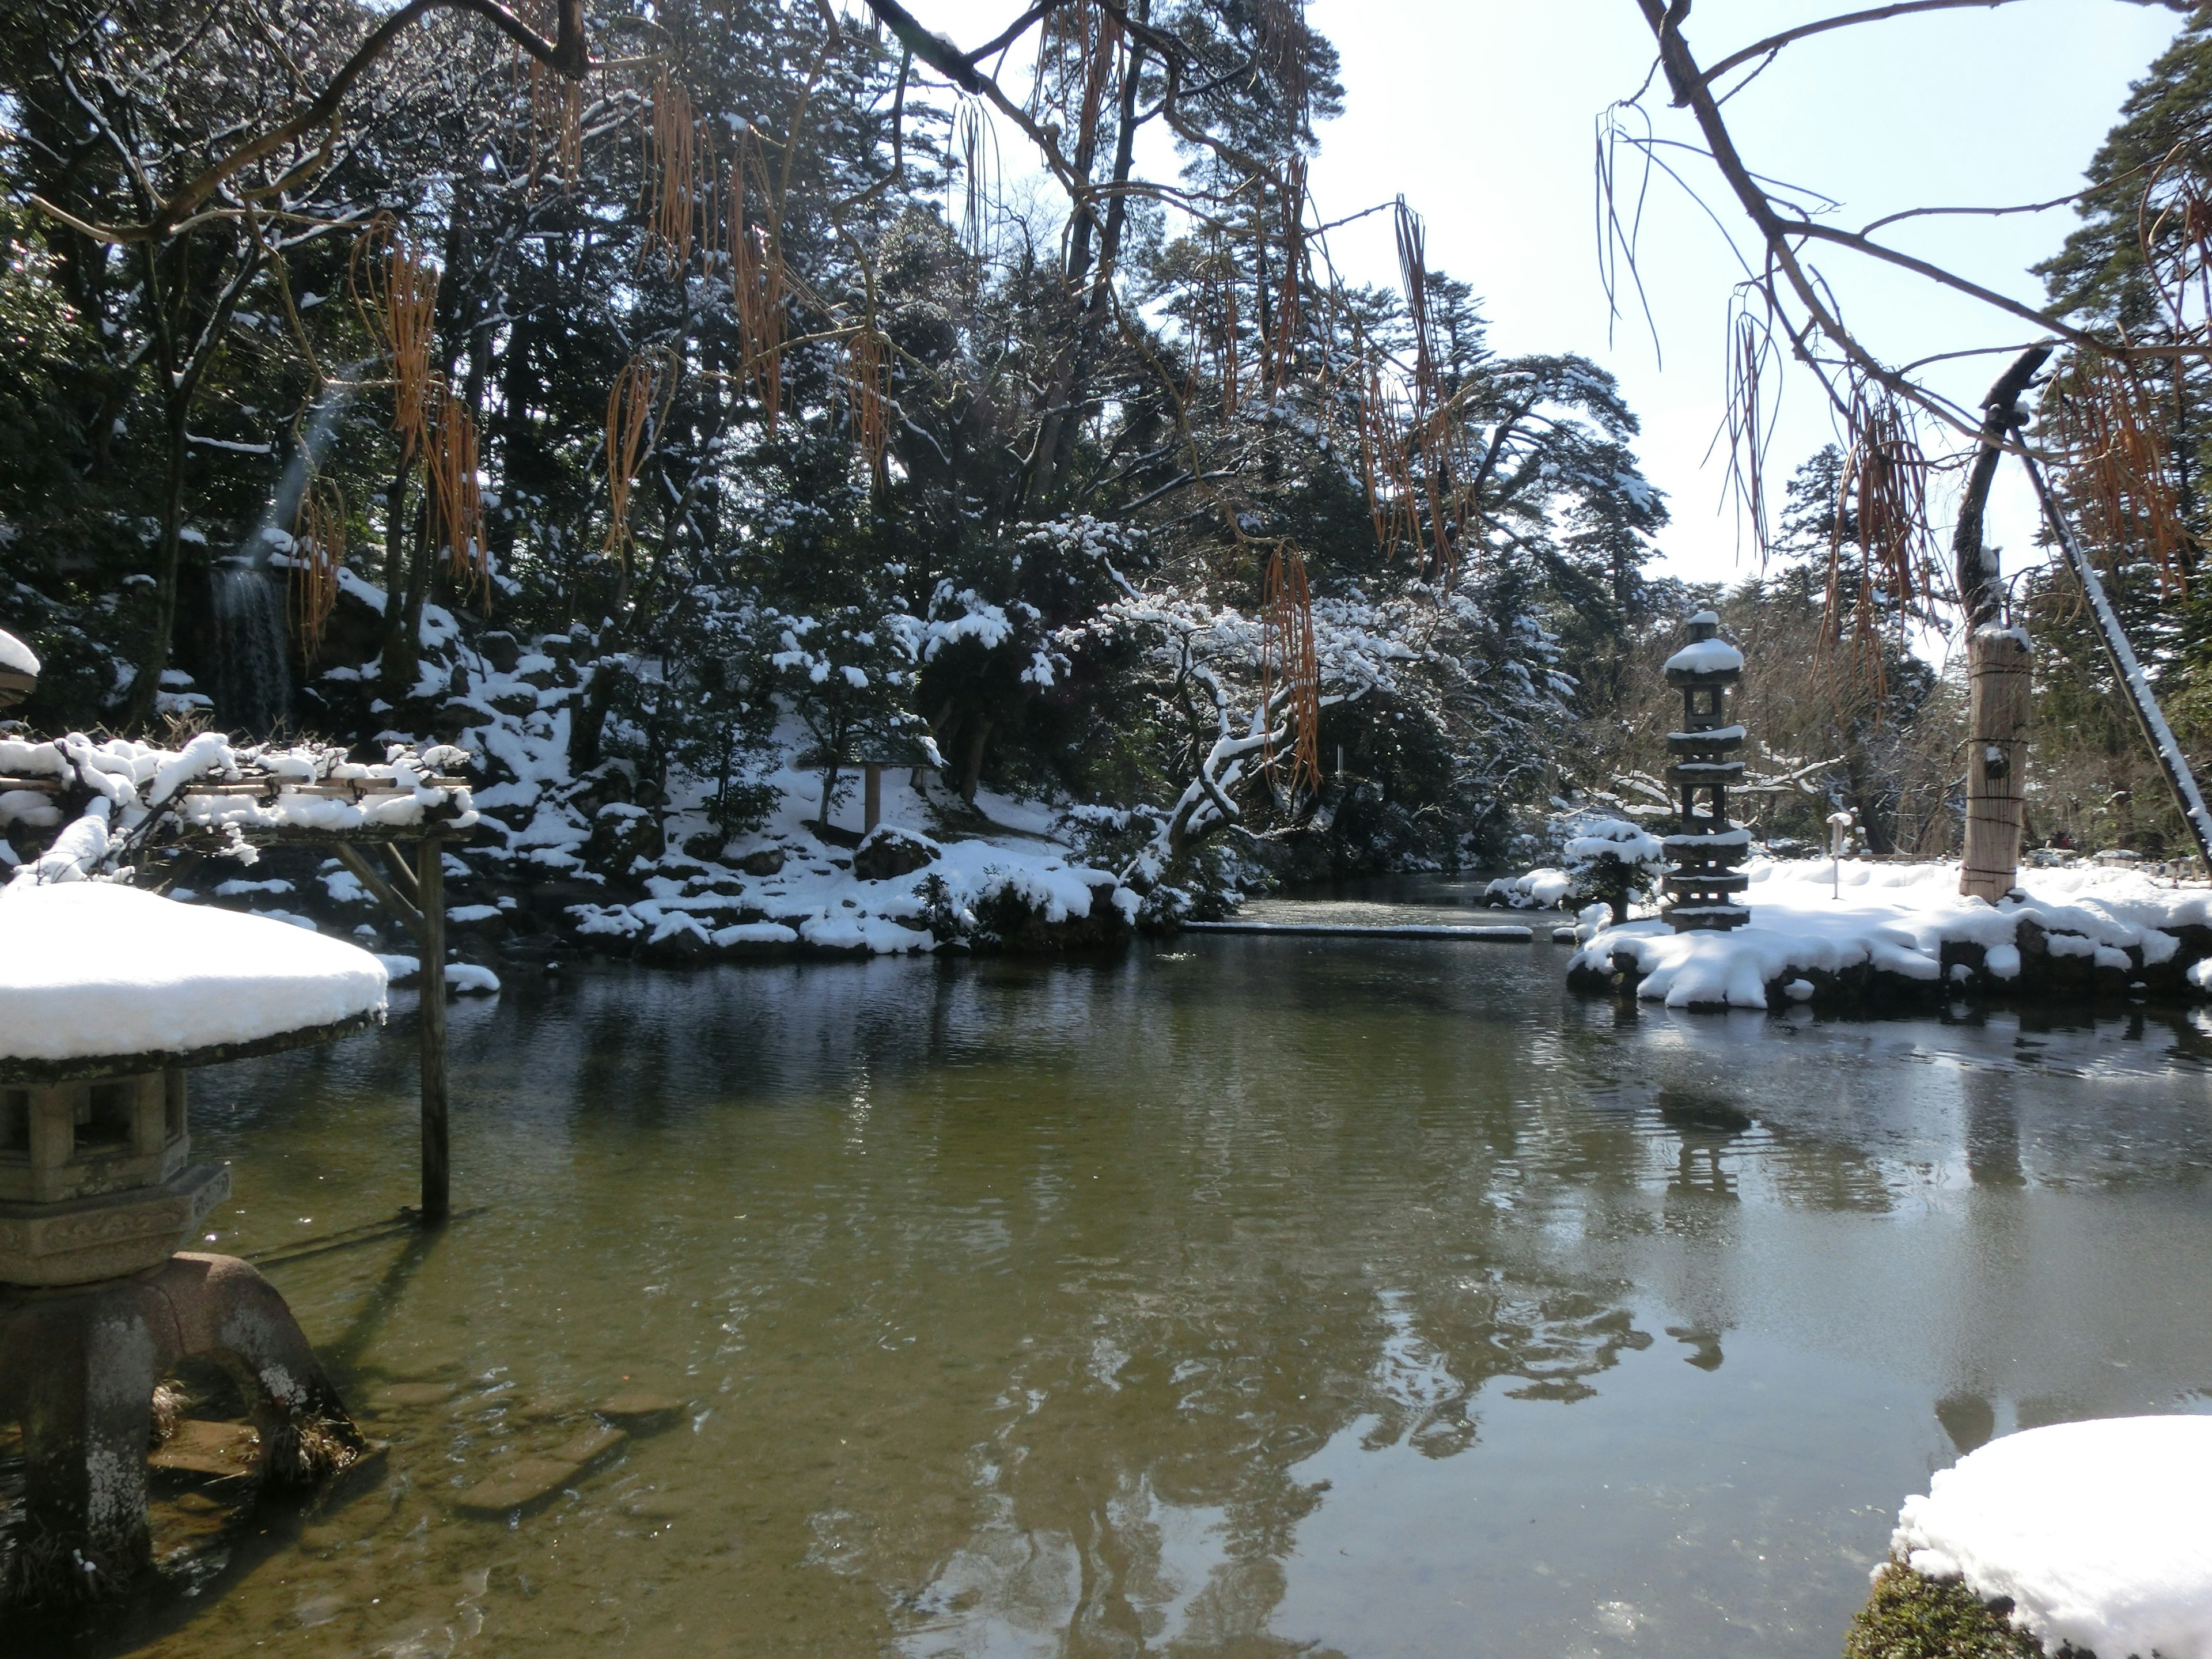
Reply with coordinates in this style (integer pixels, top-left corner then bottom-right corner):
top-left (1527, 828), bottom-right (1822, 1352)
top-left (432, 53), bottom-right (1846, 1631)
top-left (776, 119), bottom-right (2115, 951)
top-left (1569, 857), bottom-right (2212, 1010)
top-left (1891, 1416), bottom-right (2212, 1659)
top-left (557, 757), bottom-right (1138, 960)
top-left (0, 881), bottom-right (387, 1064)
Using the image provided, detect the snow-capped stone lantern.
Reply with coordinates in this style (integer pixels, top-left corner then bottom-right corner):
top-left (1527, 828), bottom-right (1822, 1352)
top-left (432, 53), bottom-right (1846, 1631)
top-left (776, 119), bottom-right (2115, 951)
top-left (1661, 611), bottom-right (1752, 932)
top-left (0, 883), bottom-right (382, 1600)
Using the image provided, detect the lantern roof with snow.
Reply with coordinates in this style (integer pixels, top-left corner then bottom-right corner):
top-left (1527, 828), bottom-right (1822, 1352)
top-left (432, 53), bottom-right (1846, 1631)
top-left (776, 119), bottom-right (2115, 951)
top-left (0, 881), bottom-right (387, 1083)
top-left (0, 627), bottom-right (37, 709)
top-left (1662, 611), bottom-right (1744, 684)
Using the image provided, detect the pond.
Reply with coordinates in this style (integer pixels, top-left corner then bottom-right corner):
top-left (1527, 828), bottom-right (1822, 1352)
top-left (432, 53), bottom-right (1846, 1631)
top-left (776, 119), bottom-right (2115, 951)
top-left (40, 879), bottom-right (2212, 1658)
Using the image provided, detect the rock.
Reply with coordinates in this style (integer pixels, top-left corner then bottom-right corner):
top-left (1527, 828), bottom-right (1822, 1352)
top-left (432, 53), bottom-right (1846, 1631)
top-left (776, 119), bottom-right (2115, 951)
top-left (584, 804), bottom-right (664, 877)
top-left (683, 830), bottom-right (726, 861)
top-left (477, 631), bottom-right (521, 673)
top-left (368, 1381), bottom-right (457, 1410)
top-left (488, 686), bottom-right (538, 717)
top-left (638, 921), bottom-right (714, 964)
top-left (452, 1424), bottom-right (627, 1517)
top-left (565, 762), bottom-right (634, 815)
top-left (854, 825), bottom-right (940, 882)
top-left (596, 1392), bottom-right (684, 1424)
top-left (149, 1419), bottom-right (259, 1480)
top-left (736, 844), bottom-right (785, 877)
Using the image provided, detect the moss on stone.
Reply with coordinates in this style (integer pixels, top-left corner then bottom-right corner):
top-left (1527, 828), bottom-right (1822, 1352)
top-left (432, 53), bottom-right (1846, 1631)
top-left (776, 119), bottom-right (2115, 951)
top-left (1846, 1558), bottom-right (2044, 1659)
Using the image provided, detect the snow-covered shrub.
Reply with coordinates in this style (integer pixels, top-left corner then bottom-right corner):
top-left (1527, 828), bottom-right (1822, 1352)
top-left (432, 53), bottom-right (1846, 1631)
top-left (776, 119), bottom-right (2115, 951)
top-left (1483, 868), bottom-right (1575, 910)
top-left (1559, 815), bottom-right (1666, 924)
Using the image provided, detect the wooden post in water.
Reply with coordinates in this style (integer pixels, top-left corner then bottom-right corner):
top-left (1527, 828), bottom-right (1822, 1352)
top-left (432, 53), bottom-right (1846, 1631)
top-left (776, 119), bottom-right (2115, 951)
top-left (1959, 629), bottom-right (2032, 902)
top-left (416, 837), bottom-right (449, 1225)
top-left (1953, 347), bottom-right (2048, 902)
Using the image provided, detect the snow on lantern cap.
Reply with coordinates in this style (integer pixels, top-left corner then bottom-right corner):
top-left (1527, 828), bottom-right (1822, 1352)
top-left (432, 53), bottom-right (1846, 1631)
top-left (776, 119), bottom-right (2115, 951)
top-left (0, 884), bottom-right (388, 1285)
top-left (0, 627), bottom-right (37, 710)
top-left (0, 882), bottom-right (388, 1074)
top-left (1662, 611), bottom-right (1744, 683)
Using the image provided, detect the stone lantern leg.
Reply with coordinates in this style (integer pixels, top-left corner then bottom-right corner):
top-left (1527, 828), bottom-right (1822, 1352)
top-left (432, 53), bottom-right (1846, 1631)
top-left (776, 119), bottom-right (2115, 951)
top-left (0, 1253), bottom-right (365, 1601)
top-left (0, 1065), bottom-right (367, 1606)
top-left (1661, 611), bottom-right (1753, 933)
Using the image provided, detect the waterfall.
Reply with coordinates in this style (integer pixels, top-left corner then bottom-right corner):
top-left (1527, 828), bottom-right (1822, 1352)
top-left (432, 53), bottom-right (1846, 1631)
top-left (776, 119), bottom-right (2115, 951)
top-left (210, 561), bottom-right (293, 736)
top-left (206, 370), bottom-right (368, 737)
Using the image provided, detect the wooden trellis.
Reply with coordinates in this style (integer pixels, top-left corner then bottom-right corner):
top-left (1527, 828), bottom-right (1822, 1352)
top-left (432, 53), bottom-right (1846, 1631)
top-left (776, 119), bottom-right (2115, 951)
top-left (0, 770), bottom-right (474, 1225)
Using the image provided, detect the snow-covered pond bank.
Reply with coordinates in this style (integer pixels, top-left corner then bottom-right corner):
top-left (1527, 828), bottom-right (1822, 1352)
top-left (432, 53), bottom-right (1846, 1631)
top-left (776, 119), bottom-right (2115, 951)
top-left (1568, 857), bottom-right (2212, 1012)
top-left (48, 936), bottom-right (2212, 1659)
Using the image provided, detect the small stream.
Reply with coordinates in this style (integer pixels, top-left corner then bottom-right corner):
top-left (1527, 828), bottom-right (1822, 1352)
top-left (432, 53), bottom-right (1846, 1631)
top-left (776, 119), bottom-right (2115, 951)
top-left (48, 878), bottom-right (2212, 1658)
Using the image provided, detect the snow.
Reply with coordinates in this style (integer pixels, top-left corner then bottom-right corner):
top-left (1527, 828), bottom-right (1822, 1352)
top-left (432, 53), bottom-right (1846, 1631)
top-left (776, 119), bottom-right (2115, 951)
top-left (555, 729), bottom-right (1139, 959)
top-left (1891, 1416), bottom-right (2212, 1659)
top-left (1564, 819), bottom-right (1665, 866)
top-left (0, 881), bottom-right (387, 1063)
top-left (2, 734), bottom-right (476, 887)
top-left (0, 628), bottom-right (37, 677)
top-left (374, 955), bottom-right (501, 994)
top-left (1484, 868), bottom-right (1575, 910)
top-left (1662, 637), bottom-right (1744, 676)
top-left (1570, 857), bottom-right (2212, 1010)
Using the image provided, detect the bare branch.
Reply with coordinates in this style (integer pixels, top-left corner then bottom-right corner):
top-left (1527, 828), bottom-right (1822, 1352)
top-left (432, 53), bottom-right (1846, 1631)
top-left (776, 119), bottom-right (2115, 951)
top-left (1698, 0), bottom-right (2028, 89)
top-left (29, 0), bottom-right (588, 244)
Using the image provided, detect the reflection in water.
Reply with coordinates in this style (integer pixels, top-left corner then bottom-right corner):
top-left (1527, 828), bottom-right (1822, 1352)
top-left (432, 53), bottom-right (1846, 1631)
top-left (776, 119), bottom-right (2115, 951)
top-left (19, 913), bottom-right (2212, 1659)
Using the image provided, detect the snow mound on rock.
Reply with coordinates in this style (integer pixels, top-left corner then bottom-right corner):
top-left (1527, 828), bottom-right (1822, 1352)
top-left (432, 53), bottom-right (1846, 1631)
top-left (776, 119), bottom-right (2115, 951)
top-left (1892, 1415), bottom-right (2212, 1659)
top-left (0, 882), bottom-right (387, 1063)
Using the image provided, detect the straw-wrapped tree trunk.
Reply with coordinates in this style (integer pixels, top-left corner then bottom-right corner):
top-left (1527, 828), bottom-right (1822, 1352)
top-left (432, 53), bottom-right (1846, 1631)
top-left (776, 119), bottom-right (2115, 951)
top-left (1955, 347), bottom-right (2048, 902)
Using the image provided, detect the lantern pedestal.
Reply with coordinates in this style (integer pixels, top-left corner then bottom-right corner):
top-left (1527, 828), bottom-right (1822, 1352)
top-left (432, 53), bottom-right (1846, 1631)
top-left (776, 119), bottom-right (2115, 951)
top-left (0, 1253), bottom-right (366, 1603)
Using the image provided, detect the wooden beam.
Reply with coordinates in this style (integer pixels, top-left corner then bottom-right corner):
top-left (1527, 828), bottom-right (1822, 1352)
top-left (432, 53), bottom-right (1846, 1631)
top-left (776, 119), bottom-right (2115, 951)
top-left (416, 839), bottom-right (449, 1226)
top-left (171, 821), bottom-right (474, 851)
top-left (332, 843), bottom-right (423, 941)
top-left (378, 842), bottom-right (423, 906)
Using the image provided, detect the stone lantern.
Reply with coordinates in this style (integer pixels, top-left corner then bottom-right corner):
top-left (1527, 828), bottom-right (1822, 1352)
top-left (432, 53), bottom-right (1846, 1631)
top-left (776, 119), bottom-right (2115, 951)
top-left (1661, 610), bottom-right (1752, 932)
top-left (0, 1067), bottom-right (228, 1285)
top-left (0, 882), bottom-right (384, 1603)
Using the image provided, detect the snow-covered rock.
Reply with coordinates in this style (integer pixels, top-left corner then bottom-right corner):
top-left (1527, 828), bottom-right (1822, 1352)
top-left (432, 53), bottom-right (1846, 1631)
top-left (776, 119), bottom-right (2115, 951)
top-left (0, 881), bottom-right (387, 1063)
top-left (1891, 1416), bottom-right (2212, 1659)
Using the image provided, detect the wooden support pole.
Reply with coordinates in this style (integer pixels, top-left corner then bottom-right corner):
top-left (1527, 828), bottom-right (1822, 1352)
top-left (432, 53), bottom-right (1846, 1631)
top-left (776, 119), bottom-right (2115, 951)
top-left (416, 839), bottom-right (449, 1226)
top-left (863, 764), bottom-right (882, 835)
top-left (332, 843), bottom-right (423, 941)
top-left (2020, 449), bottom-right (2212, 874)
top-left (378, 842), bottom-right (423, 906)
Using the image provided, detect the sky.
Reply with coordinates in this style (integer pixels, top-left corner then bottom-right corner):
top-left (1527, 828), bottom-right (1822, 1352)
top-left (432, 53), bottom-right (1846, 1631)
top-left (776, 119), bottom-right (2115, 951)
top-left (903, 0), bottom-right (2183, 597)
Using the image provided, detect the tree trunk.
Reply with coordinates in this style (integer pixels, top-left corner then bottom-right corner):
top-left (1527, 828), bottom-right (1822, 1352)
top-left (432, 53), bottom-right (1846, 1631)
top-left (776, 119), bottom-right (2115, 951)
top-left (127, 404), bottom-right (191, 732)
top-left (960, 717), bottom-right (993, 805)
top-left (1953, 346), bottom-right (2049, 901)
top-left (380, 464), bottom-right (416, 702)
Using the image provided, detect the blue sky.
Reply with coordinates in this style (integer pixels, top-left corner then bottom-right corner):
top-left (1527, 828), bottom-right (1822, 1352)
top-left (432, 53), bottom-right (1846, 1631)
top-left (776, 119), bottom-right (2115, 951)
top-left (910, 0), bottom-right (2181, 593)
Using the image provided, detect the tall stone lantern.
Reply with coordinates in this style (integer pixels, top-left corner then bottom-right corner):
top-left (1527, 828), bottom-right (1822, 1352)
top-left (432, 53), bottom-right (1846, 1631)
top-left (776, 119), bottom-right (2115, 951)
top-left (0, 882), bottom-right (382, 1603)
top-left (1661, 609), bottom-right (1752, 931)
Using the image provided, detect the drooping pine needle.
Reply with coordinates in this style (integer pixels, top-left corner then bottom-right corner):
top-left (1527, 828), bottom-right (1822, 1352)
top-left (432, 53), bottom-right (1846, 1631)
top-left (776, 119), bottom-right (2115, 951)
top-left (289, 473), bottom-right (346, 660)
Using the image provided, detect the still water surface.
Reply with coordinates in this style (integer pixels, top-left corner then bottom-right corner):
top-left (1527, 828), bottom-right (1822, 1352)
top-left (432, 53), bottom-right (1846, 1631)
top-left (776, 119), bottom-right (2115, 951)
top-left (55, 886), bottom-right (2212, 1658)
